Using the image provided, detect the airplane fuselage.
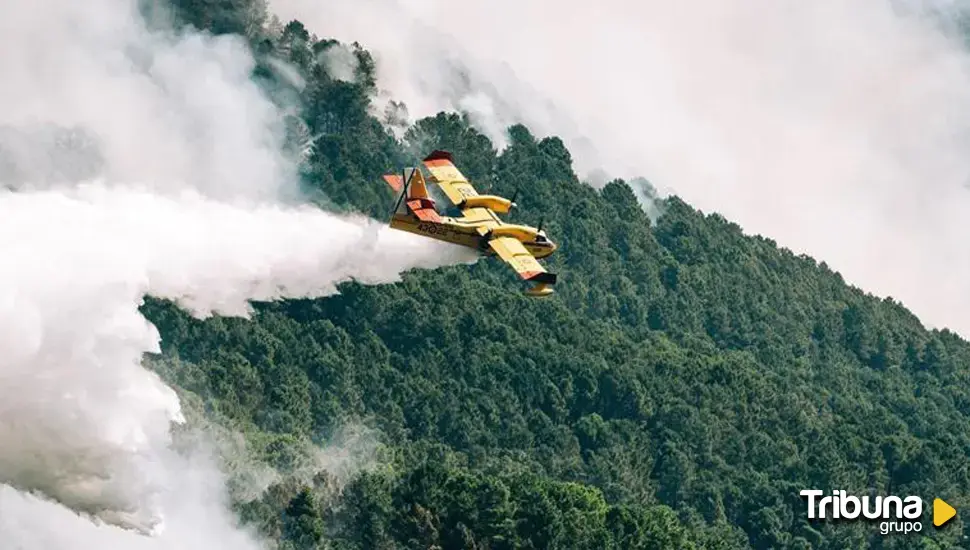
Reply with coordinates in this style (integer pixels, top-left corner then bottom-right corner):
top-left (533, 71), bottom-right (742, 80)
top-left (389, 212), bottom-right (557, 259)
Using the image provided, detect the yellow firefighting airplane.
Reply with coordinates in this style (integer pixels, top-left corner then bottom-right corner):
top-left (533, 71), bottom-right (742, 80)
top-left (383, 150), bottom-right (558, 296)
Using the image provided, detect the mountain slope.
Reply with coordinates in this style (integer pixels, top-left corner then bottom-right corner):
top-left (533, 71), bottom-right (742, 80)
top-left (144, 2), bottom-right (970, 548)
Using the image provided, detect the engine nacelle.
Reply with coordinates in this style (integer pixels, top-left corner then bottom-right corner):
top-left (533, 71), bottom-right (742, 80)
top-left (488, 224), bottom-right (540, 242)
top-left (461, 195), bottom-right (515, 214)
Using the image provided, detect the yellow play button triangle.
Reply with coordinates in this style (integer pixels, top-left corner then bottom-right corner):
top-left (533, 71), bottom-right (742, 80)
top-left (934, 498), bottom-right (956, 527)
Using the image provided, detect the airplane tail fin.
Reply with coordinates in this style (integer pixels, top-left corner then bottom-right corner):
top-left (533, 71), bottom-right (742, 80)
top-left (406, 169), bottom-right (430, 200)
top-left (384, 168), bottom-right (440, 221)
top-left (382, 168), bottom-right (430, 199)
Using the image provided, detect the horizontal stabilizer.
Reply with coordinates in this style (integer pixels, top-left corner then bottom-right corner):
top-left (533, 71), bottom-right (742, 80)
top-left (383, 174), bottom-right (404, 192)
top-left (406, 199), bottom-right (442, 222)
top-left (384, 169), bottom-right (431, 200)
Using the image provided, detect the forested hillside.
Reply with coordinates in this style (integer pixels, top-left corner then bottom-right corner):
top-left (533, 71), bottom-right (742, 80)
top-left (143, 1), bottom-right (970, 548)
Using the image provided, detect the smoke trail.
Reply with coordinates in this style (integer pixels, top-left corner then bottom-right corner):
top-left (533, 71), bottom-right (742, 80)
top-left (0, 0), bottom-right (476, 547)
top-left (270, 0), bottom-right (970, 337)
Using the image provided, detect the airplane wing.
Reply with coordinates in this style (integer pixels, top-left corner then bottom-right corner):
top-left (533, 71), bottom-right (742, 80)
top-left (488, 237), bottom-right (557, 286)
top-left (422, 150), bottom-right (480, 207)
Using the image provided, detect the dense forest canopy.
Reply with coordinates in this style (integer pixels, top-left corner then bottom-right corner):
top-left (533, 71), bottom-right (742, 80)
top-left (138, 1), bottom-right (970, 548)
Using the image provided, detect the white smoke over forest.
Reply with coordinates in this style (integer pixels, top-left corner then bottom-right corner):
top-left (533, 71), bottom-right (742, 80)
top-left (8, 0), bottom-right (970, 544)
top-left (0, 0), bottom-right (475, 547)
top-left (270, 0), bottom-right (970, 338)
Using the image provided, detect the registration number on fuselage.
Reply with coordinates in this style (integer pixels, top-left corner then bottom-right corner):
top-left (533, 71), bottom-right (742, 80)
top-left (417, 222), bottom-right (450, 236)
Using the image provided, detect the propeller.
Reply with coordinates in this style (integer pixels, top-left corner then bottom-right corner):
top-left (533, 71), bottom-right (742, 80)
top-left (503, 188), bottom-right (520, 221)
top-left (537, 217), bottom-right (544, 233)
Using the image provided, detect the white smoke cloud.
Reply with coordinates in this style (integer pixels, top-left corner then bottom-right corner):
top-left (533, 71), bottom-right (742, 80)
top-left (0, 172), bottom-right (474, 548)
top-left (0, 0), bottom-right (477, 547)
top-left (0, 0), bottom-right (293, 202)
top-left (194, 420), bottom-right (385, 505)
top-left (320, 43), bottom-right (361, 83)
top-left (0, 183), bottom-right (474, 318)
top-left (270, 0), bottom-right (970, 337)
